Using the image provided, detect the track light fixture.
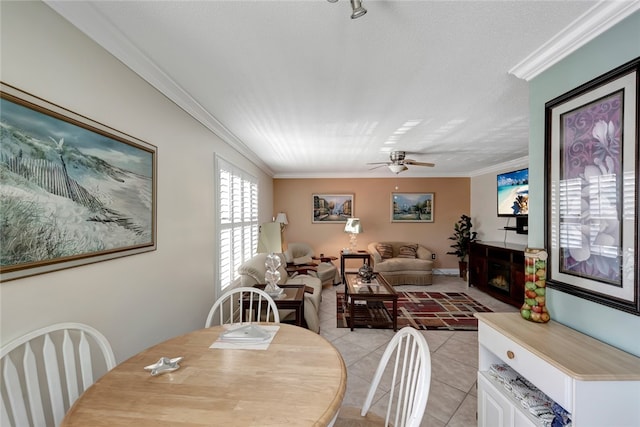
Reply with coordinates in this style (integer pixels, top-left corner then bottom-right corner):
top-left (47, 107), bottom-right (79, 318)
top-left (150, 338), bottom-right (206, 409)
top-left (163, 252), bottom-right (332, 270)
top-left (328, 0), bottom-right (367, 19)
top-left (350, 0), bottom-right (367, 19)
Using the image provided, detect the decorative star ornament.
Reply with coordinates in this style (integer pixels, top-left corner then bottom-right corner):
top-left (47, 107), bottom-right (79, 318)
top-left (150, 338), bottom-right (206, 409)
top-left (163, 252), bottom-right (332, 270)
top-left (144, 356), bottom-right (184, 376)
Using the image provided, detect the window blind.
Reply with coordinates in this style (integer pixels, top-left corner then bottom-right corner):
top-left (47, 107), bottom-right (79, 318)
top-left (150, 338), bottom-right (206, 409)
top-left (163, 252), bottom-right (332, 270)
top-left (216, 156), bottom-right (258, 291)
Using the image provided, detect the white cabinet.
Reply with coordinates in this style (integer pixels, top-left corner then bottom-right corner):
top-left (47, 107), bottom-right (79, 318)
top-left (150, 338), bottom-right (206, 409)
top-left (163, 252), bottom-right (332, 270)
top-left (476, 313), bottom-right (640, 427)
top-left (478, 373), bottom-right (537, 427)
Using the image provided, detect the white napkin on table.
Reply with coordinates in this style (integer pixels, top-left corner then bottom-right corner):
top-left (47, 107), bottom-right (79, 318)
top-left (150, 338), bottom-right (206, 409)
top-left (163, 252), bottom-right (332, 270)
top-left (210, 324), bottom-right (279, 350)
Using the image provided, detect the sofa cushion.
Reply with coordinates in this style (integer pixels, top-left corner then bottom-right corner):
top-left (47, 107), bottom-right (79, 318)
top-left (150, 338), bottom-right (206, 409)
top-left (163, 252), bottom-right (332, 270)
top-left (416, 246), bottom-right (431, 260)
top-left (373, 257), bottom-right (433, 273)
top-left (376, 243), bottom-right (394, 259)
top-left (397, 244), bottom-right (418, 258)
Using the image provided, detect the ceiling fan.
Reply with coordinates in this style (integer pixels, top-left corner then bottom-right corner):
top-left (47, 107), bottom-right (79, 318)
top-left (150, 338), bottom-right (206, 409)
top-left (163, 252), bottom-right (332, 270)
top-left (367, 151), bottom-right (435, 174)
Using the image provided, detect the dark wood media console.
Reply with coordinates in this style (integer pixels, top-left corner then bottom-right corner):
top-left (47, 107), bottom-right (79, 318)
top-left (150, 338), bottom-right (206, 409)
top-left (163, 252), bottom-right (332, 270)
top-left (469, 241), bottom-right (525, 308)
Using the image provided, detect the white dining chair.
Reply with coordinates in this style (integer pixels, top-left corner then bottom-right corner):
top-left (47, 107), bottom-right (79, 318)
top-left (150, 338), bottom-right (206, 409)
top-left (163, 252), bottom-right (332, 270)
top-left (205, 286), bottom-right (280, 327)
top-left (334, 327), bottom-right (432, 427)
top-left (1, 322), bottom-right (116, 427)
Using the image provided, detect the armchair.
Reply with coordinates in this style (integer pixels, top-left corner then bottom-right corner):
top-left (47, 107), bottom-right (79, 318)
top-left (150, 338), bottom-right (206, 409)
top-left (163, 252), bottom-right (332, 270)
top-left (284, 242), bottom-right (339, 287)
top-left (237, 253), bottom-right (323, 333)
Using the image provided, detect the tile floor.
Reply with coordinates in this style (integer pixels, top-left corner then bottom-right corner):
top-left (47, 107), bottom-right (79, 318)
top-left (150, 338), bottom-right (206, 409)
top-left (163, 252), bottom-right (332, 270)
top-left (319, 274), bottom-right (518, 427)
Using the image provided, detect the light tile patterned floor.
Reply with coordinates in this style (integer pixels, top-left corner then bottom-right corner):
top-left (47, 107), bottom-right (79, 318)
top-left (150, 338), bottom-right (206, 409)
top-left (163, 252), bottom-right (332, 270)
top-left (319, 275), bottom-right (517, 427)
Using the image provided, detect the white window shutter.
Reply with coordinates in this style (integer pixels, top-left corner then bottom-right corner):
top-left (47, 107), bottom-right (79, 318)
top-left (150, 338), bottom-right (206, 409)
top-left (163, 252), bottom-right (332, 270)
top-left (215, 156), bottom-right (258, 291)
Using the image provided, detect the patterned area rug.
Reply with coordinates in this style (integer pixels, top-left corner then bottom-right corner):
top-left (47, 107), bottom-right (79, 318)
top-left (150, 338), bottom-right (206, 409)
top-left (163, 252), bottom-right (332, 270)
top-left (337, 291), bottom-right (492, 331)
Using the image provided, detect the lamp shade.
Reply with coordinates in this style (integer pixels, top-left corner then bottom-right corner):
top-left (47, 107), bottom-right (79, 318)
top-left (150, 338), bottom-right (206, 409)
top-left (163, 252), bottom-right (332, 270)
top-left (344, 218), bottom-right (362, 234)
top-left (257, 222), bottom-right (283, 253)
top-left (274, 212), bottom-right (288, 225)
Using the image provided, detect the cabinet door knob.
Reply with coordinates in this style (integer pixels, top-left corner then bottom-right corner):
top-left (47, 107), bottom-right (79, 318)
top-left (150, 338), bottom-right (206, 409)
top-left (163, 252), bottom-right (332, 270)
top-left (507, 350), bottom-right (515, 359)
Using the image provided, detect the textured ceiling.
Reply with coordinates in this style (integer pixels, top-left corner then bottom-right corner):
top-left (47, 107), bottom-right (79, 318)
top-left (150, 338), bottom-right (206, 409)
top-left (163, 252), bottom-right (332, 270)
top-left (45, 0), bottom-right (636, 178)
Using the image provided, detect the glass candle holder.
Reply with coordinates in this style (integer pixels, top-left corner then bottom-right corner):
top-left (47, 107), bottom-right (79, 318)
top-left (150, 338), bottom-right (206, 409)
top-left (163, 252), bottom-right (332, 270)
top-left (521, 248), bottom-right (550, 323)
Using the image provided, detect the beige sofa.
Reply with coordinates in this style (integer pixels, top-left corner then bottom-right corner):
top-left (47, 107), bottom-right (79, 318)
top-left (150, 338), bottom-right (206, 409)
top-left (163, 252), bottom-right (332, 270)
top-left (368, 242), bottom-right (434, 286)
top-left (237, 253), bottom-right (323, 333)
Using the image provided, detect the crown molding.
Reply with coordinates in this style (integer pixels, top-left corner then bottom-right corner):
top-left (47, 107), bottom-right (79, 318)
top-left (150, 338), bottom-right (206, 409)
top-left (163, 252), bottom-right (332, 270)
top-left (509, 1), bottom-right (640, 81)
top-left (468, 156), bottom-right (529, 178)
top-left (44, 1), bottom-right (275, 177)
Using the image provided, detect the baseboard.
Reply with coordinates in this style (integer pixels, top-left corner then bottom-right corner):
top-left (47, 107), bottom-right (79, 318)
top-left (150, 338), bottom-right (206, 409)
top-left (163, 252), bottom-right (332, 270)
top-left (343, 268), bottom-right (460, 276)
top-left (433, 268), bottom-right (459, 276)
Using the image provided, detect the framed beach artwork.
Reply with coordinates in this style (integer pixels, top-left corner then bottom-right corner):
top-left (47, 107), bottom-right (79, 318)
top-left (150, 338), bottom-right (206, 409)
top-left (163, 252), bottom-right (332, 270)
top-left (312, 194), bottom-right (353, 223)
top-left (391, 193), bottom-right (434, 223)
top-left (0, 83), bottom-right (157, 282)
top-left (544, 58), bottom-right (639, 315)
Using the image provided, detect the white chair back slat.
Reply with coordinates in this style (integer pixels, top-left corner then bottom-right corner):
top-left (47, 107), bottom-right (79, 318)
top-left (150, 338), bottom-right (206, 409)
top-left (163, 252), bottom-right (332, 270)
top-left (42, 333), bottom-right (66, 426)
top-left (205, 287), bottom-right (280, 327)
top-left (1, 395), bottom-right (13, 427)
top-left (24, 341), bottom-right (47, 427)
top-left (62, 330), bottom-right (80, 405)
top-left (400, 337), bottom-right (419, 426)
top-left (77, 331), bottom-right (95, 391)
top-left (361, 327), bottom-right (432, 427)
top-left (0, 323), bottom-right (116, 427)
top-left (2, 355), bottom-right (31, 426)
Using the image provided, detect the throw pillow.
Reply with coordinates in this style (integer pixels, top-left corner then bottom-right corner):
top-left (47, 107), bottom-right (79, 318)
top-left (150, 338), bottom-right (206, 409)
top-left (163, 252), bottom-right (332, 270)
top-left (376, 243), bottom-right (394, 259)
top-left (397, 244), bottom-right (418, 258)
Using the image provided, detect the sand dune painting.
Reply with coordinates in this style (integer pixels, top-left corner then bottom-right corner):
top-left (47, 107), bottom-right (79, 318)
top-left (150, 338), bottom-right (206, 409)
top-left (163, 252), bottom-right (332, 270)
top-left (0, 84), bottom-right (156, 281)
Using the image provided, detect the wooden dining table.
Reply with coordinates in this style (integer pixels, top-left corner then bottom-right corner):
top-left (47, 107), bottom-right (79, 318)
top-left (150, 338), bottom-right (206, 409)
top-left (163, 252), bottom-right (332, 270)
top-left (61, 323), bottom-right (347, 426)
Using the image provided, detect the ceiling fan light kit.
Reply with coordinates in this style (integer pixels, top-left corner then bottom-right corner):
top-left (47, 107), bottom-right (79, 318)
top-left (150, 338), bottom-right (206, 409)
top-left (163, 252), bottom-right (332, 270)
top-left (328, 0), bottom-right (367, 19)
top-left (388, 164), bottom-right (408, 174)
top-left (367, 151), bottom-right (435, 174)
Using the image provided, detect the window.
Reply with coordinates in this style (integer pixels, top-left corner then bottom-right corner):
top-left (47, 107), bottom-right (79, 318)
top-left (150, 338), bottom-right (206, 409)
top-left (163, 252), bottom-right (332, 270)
top-left (216, 155), bottom-right (258, 292)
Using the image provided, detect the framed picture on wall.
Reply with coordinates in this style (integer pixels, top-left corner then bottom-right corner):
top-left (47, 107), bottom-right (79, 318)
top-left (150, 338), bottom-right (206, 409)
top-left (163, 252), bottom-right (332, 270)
top-left (544, 58), bottom-right (639, 315)
top-left (312, 194), bottom-right (353, 223)
top-left (0, 82), bottom-right (157, 282)
top-left (391, 193), bottom-right (434, 223)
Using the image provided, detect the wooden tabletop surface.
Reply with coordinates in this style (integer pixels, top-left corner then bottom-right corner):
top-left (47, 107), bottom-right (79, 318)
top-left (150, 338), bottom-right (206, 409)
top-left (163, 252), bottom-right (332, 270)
top-left (61, 323), bottom-right (347, 426)
top-left (476, 312), bottom-right (640, 381)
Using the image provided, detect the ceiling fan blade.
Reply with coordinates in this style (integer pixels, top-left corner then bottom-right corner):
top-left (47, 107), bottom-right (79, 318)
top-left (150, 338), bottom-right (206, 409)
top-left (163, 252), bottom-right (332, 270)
top-left (368, 164), bottom-right (387, 170)
top-left (405, 160), bottom-right (435, 167)
top-left (366, 162), bottom-right (391, 165)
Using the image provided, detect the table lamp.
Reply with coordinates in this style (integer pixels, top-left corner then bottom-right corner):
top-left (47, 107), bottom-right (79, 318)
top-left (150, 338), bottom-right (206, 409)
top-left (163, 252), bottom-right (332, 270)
top-left (274, 212), bottom-right (288, 229)
top-left (344, 218), bottom-right (362, 252)
top-left (257, 221), bottom-right (284, 296)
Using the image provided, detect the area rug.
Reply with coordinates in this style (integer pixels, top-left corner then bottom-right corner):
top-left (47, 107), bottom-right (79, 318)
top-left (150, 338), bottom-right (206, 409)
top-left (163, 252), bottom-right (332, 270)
top-left (336, 291), bottom-right (492, 331)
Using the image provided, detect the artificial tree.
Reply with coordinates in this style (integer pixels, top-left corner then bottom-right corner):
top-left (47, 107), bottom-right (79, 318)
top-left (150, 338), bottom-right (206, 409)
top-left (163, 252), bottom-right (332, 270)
top-left (446, 214), bottom-right (478, 279)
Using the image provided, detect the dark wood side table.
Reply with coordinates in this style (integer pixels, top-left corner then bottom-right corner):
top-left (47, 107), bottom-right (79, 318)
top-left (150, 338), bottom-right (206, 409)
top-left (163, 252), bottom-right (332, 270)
top-left (252, 284), bottom-right (305, 327)
top-left (340, 250), bottom-right (371, 285)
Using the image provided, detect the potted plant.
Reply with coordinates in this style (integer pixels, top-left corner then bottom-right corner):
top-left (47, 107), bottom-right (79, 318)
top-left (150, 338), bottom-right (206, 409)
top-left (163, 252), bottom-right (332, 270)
top-left (447, 214), bottom-right (478, 279)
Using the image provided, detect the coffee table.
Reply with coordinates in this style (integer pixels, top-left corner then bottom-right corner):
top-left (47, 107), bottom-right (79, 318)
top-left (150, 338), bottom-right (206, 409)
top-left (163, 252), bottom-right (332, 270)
top-left (340, 250), bottom-right (371, 285)
top-left (344, 273), bottom-right (397, 331)
top-left (253, 284), bottom-right (305, 327)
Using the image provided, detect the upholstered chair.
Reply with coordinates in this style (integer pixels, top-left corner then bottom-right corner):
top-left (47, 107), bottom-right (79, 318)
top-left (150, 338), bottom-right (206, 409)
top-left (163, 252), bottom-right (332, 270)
top-left (285, 242), bottom-right (339, 287)
top-left (237, 253), bottom-right (323, 333)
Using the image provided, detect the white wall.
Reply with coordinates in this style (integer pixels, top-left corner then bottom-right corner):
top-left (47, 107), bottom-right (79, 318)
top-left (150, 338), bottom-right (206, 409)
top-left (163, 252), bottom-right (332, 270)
top-left (471, 165), bottom-right (528, 247)
top-left (0, 2), bottom-right (273, 362)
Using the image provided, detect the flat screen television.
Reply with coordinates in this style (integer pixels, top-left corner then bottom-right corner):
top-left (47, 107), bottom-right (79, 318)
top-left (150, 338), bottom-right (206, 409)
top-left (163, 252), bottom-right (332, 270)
top-left (497, 168), bottom-right (529, 217)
